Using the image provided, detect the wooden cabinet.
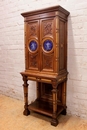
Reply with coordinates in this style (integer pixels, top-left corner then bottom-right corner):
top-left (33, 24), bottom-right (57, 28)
top-left (21, 6), bottom-right (70, 126)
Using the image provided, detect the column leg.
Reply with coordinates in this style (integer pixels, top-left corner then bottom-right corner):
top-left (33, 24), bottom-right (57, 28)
top-left (22, 75), bottom-right (30, 116)
top-left (51, 80), bottom-right (59, 126)
top-left (61, 81), bottom-right (67, 115)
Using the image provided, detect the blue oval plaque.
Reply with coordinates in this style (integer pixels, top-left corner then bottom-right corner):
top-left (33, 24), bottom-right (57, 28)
top-left (29, 40), bottom-right (37, 51)
top-left (43, 40), bottom-right (53, 51)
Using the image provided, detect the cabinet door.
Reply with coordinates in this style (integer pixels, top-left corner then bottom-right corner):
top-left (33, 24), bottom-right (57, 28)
top-left (26, 20), bottom-right (40, 71)
top-left (40, 17), bottom-right (56, 72)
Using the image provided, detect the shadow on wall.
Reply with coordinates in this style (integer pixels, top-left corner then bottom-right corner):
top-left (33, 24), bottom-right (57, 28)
top-left (67, 13), bottom-right (85, 117)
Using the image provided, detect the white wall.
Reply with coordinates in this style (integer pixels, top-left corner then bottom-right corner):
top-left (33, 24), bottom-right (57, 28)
top-left (0, 0), bottom-right (87, 119)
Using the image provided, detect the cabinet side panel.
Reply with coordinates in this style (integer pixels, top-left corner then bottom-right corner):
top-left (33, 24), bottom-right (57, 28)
top-left (59, 19), bottom-right (67, 73)
top-left (24, 22), bottom-right (28, 70)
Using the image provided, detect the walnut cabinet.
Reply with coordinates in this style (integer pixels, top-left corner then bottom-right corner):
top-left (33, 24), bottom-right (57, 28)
top-left (21, 6), bottom-right (70, 126)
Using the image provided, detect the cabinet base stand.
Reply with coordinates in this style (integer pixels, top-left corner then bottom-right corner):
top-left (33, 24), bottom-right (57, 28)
top-left (21, 72), bottom-right (68, 126)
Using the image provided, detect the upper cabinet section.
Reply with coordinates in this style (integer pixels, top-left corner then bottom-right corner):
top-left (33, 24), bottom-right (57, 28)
top-left (21, 6), bottom-right (70, 74)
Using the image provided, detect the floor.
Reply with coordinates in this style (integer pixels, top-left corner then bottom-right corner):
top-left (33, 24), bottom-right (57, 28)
top-left (0, 94), bottom-right (87, 130)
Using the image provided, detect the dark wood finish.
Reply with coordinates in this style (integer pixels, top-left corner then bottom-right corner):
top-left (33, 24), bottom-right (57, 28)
top-left (22, 75), bottom-right (30, 116)
top-left (21, 5), bottom-right (70, 126)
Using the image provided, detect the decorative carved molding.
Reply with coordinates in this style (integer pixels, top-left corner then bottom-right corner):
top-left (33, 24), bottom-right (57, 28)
top-left (43, 22), bottom-right (52, 36)
top-left (43, 55), bottom-right (53, 69)
top-left (30, 24), bottom-right (36, 36)
top-left (30, 55), bottom-right (38, 68)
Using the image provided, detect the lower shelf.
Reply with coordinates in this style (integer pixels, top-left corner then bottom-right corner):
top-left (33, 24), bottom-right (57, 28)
top-left (28, 100), bottom-right (64, 117)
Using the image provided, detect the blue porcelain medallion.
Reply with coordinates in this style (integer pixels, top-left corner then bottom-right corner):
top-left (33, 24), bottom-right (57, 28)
top-left (43, 40), bottom-right (53, 51)
top-left (29, 40), bottom-right (37, 51)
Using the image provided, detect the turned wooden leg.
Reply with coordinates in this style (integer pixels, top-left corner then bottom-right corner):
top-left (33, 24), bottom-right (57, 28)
top-left (22, 75), bottom-right (30, 116)
top-left (61, 81), bottom-right (67, 115)
top-left (51, 80), bottom-right (59, 126)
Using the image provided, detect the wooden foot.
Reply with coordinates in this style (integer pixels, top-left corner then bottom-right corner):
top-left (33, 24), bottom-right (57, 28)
top-left (23, 104), bottom-right (30, 116)
top-left (51, 118), bottom-right (59, 126)
top-left (23, 109), bottom-right (30, 116)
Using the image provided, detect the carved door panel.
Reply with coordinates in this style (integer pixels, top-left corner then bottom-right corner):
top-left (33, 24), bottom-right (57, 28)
top-left (40, 18), bottom-right (55, 72)
top-left (26, 20), bottom-right (40, 70)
